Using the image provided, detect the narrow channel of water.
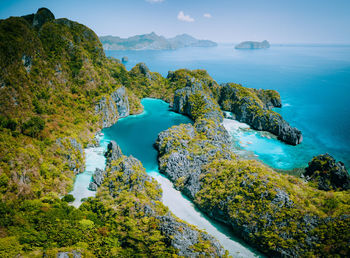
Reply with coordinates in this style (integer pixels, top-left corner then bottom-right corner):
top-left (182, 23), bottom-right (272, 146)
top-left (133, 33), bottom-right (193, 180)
top-left (70, 137), bottom-right (108, 207)
top-left (102, 98), bottom-right (260, 257)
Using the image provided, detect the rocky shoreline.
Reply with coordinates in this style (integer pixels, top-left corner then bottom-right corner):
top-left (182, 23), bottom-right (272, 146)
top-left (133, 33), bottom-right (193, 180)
top-left (94, 141), bottom-right (227, 257)
top-left (155, 76), bottom-right (350, 257)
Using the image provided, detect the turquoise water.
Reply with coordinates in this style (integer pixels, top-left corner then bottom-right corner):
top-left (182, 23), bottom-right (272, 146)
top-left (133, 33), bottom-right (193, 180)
top-left (103, 98), bottom-right (260, 257)
top-left (70, 136), bottom-right (109, 207)
top-left (106, 45), bottom-right (350, 169)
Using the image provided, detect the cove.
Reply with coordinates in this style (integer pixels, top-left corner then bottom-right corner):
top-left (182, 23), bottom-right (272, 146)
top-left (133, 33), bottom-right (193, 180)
top-left (102, 98), bottom-right (260, 257)
top-left (106, 44), bottom-right (350, 169)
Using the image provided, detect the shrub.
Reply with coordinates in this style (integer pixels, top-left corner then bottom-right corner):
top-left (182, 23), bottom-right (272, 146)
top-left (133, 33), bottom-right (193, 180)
top-left (62, 194), bottom-right (75, 203)
top-left (21, 116), bottom-right (45, 137)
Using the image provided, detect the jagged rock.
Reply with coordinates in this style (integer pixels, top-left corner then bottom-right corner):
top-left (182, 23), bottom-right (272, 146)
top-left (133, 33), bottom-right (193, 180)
top-left (56, 137), bottom-right (85, 174)
top-left (95, 96), bottom-right (117, 128)
top-left (88, 182), bottom-right (97, 191)
top-left (57, 251), bottom-right (81, 258)
top-left (172, 81), bottom-right (223, 123)
top-left (21, 55), bottom-right (32, 73)
top-left (33, 8), bottom-right (55, 29)
top-left (157, 213), bottom-right (225, 257)
top-left (132, 62), bottom-right (152, 80)
top-left (218, 83), bottom-right (302, 145)
top-left (111, 86), bottom-right (129, 118)
top-left (104, 141), bottom-right (123, 165)
top-left (156, 123), bottom-right (231, 199)
top-left (304, 154), bottom-right (350, 191)
top-left (95, 86), bottom-right (130, 127)
top-left (92, 168), bottom-right (105, 186)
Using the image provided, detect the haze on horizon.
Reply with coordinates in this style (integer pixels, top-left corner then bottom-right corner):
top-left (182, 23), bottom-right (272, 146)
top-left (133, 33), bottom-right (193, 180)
top-left (1, 0), bottom-right (350, 44)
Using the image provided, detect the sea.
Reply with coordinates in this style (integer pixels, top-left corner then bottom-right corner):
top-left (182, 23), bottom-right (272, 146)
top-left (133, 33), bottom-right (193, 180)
top-left (105, 44), bottom-right (350, 170)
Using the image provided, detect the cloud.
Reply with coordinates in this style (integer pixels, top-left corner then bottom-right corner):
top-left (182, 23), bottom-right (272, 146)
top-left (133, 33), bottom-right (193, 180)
top-left (146, 0), bottom-right (164, 3)
top-left (177, 11), bottom-right (195, 22)
top-left (203, 13), bottom-right (212, 18)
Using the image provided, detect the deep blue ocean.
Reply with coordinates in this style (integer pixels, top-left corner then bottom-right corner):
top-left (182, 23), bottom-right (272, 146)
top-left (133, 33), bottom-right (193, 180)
top-left (105, 45), bottom-right (350, 170)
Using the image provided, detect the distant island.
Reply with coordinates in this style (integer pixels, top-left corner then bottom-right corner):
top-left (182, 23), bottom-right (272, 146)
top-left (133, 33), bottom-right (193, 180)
top-left (235, 40), bottom-right (270, 49)
top-left (100, 32), bottom-right (217, 50)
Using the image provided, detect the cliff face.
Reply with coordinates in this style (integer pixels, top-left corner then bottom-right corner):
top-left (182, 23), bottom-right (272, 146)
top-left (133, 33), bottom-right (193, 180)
top-left (218, 83), bottom-right (302, 145)
top-left (304, 154), bottom-right (350, 191)
top-left (95, 86), bottom-right (130, 128)
top-left (235, 40), bottom-right (270, 49)
top-left (95, 141), bottom-right (227, 257)
top-left (0, 8), bottom-right (132, 199)
top-left (155, 81), bottom-right (350, 257)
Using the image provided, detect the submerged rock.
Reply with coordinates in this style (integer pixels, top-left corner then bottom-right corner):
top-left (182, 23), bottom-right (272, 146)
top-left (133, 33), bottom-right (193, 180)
top-left (304, 154), bottom-right (350, 191)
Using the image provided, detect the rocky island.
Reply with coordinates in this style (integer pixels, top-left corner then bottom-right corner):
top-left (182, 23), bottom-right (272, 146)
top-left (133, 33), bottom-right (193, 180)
top-left (0, 7), bottom-right (349, 258)
top-left (235, 40), bottom-right (270, 49)
top-left (100, 32), bottom-right (217, 50)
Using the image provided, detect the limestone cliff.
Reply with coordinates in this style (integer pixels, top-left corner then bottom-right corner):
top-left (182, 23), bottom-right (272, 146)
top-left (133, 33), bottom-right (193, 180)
top-left (95, 141), bottom-right (227, 257)
top-left (218, 83), bottom-right (302, 145)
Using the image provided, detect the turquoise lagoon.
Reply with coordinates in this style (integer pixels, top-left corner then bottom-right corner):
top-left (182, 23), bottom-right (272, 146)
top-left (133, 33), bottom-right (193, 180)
top-left (106, 44), bottom-right (350, 169)
top-left (103, 98), bottom-right (260, 257)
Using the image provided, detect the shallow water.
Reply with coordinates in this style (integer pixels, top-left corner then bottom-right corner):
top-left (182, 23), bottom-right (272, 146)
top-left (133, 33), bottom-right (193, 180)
top-left (103, 98), bottom-right (260, 257)
top-left (106, 44), bottom-right (350, 169)
top-left (70, 137), bottom-right (109, 207)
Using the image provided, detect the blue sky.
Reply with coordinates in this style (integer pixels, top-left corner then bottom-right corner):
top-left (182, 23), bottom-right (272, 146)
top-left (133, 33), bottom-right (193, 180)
top-left (1, 0), bottom-right (350, 43)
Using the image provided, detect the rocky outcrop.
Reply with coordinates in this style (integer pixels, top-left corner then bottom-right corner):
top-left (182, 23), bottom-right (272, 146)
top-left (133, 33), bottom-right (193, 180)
top-left (130, 62), bottom-right (152, 80)
top-left (95, 86), bottom-right (130, 127)
top-left (121, 56), bottom-right (128, 62)
top-left (172, 80), bottom-right (223, 123)
top-left (33, 8), bottom-right (55, 29)
top-left (104, 140), bottom-right (123, 165)
top-left (96, 140), bottom-right (226, 256)
top-left (111, 86), bottom-right (129, 118)
top-left (235, 40), bottom-right (270, 49)
top-left (156, 123), bottom-right (231, 199)
top-left (157, 214), bottom-right (226, 257)
top-left (95, 96), bottom-right (117, 128)
top-left (56, 137), bottom-right (85, 174)
top-left (88, 168), bottom-right (105, 191)
top-left (304, 154), bottom-right (350, 191)
top-left (57, 250), bottom-right (81, 258)
top-left (218, 83), bottom-right (302, 145)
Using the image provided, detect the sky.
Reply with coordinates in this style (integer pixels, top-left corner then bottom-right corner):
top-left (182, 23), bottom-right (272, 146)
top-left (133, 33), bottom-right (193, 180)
top-left (1, 0), bottom-right (350, 44)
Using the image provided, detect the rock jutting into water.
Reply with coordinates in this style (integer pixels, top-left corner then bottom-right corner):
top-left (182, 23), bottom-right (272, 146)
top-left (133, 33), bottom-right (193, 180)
top-left (155, 78), bottom-right (350, 257)
top-left (304, 154), bottom-right (350, 191)
top-left (121, 56), bottom-right (128, 62)
top-left (95, 86), bottom-right (130, 127)
top-left (94, 140), bottom-right (227, 257)
top-left (217, 83), bottom-right (302, 145)
top-left (235, 40), bottom-right (270, 49)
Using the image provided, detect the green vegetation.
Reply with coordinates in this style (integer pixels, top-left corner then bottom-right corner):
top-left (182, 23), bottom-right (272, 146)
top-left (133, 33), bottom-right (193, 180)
top-left (196, 158), bottom-right (350, 256)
